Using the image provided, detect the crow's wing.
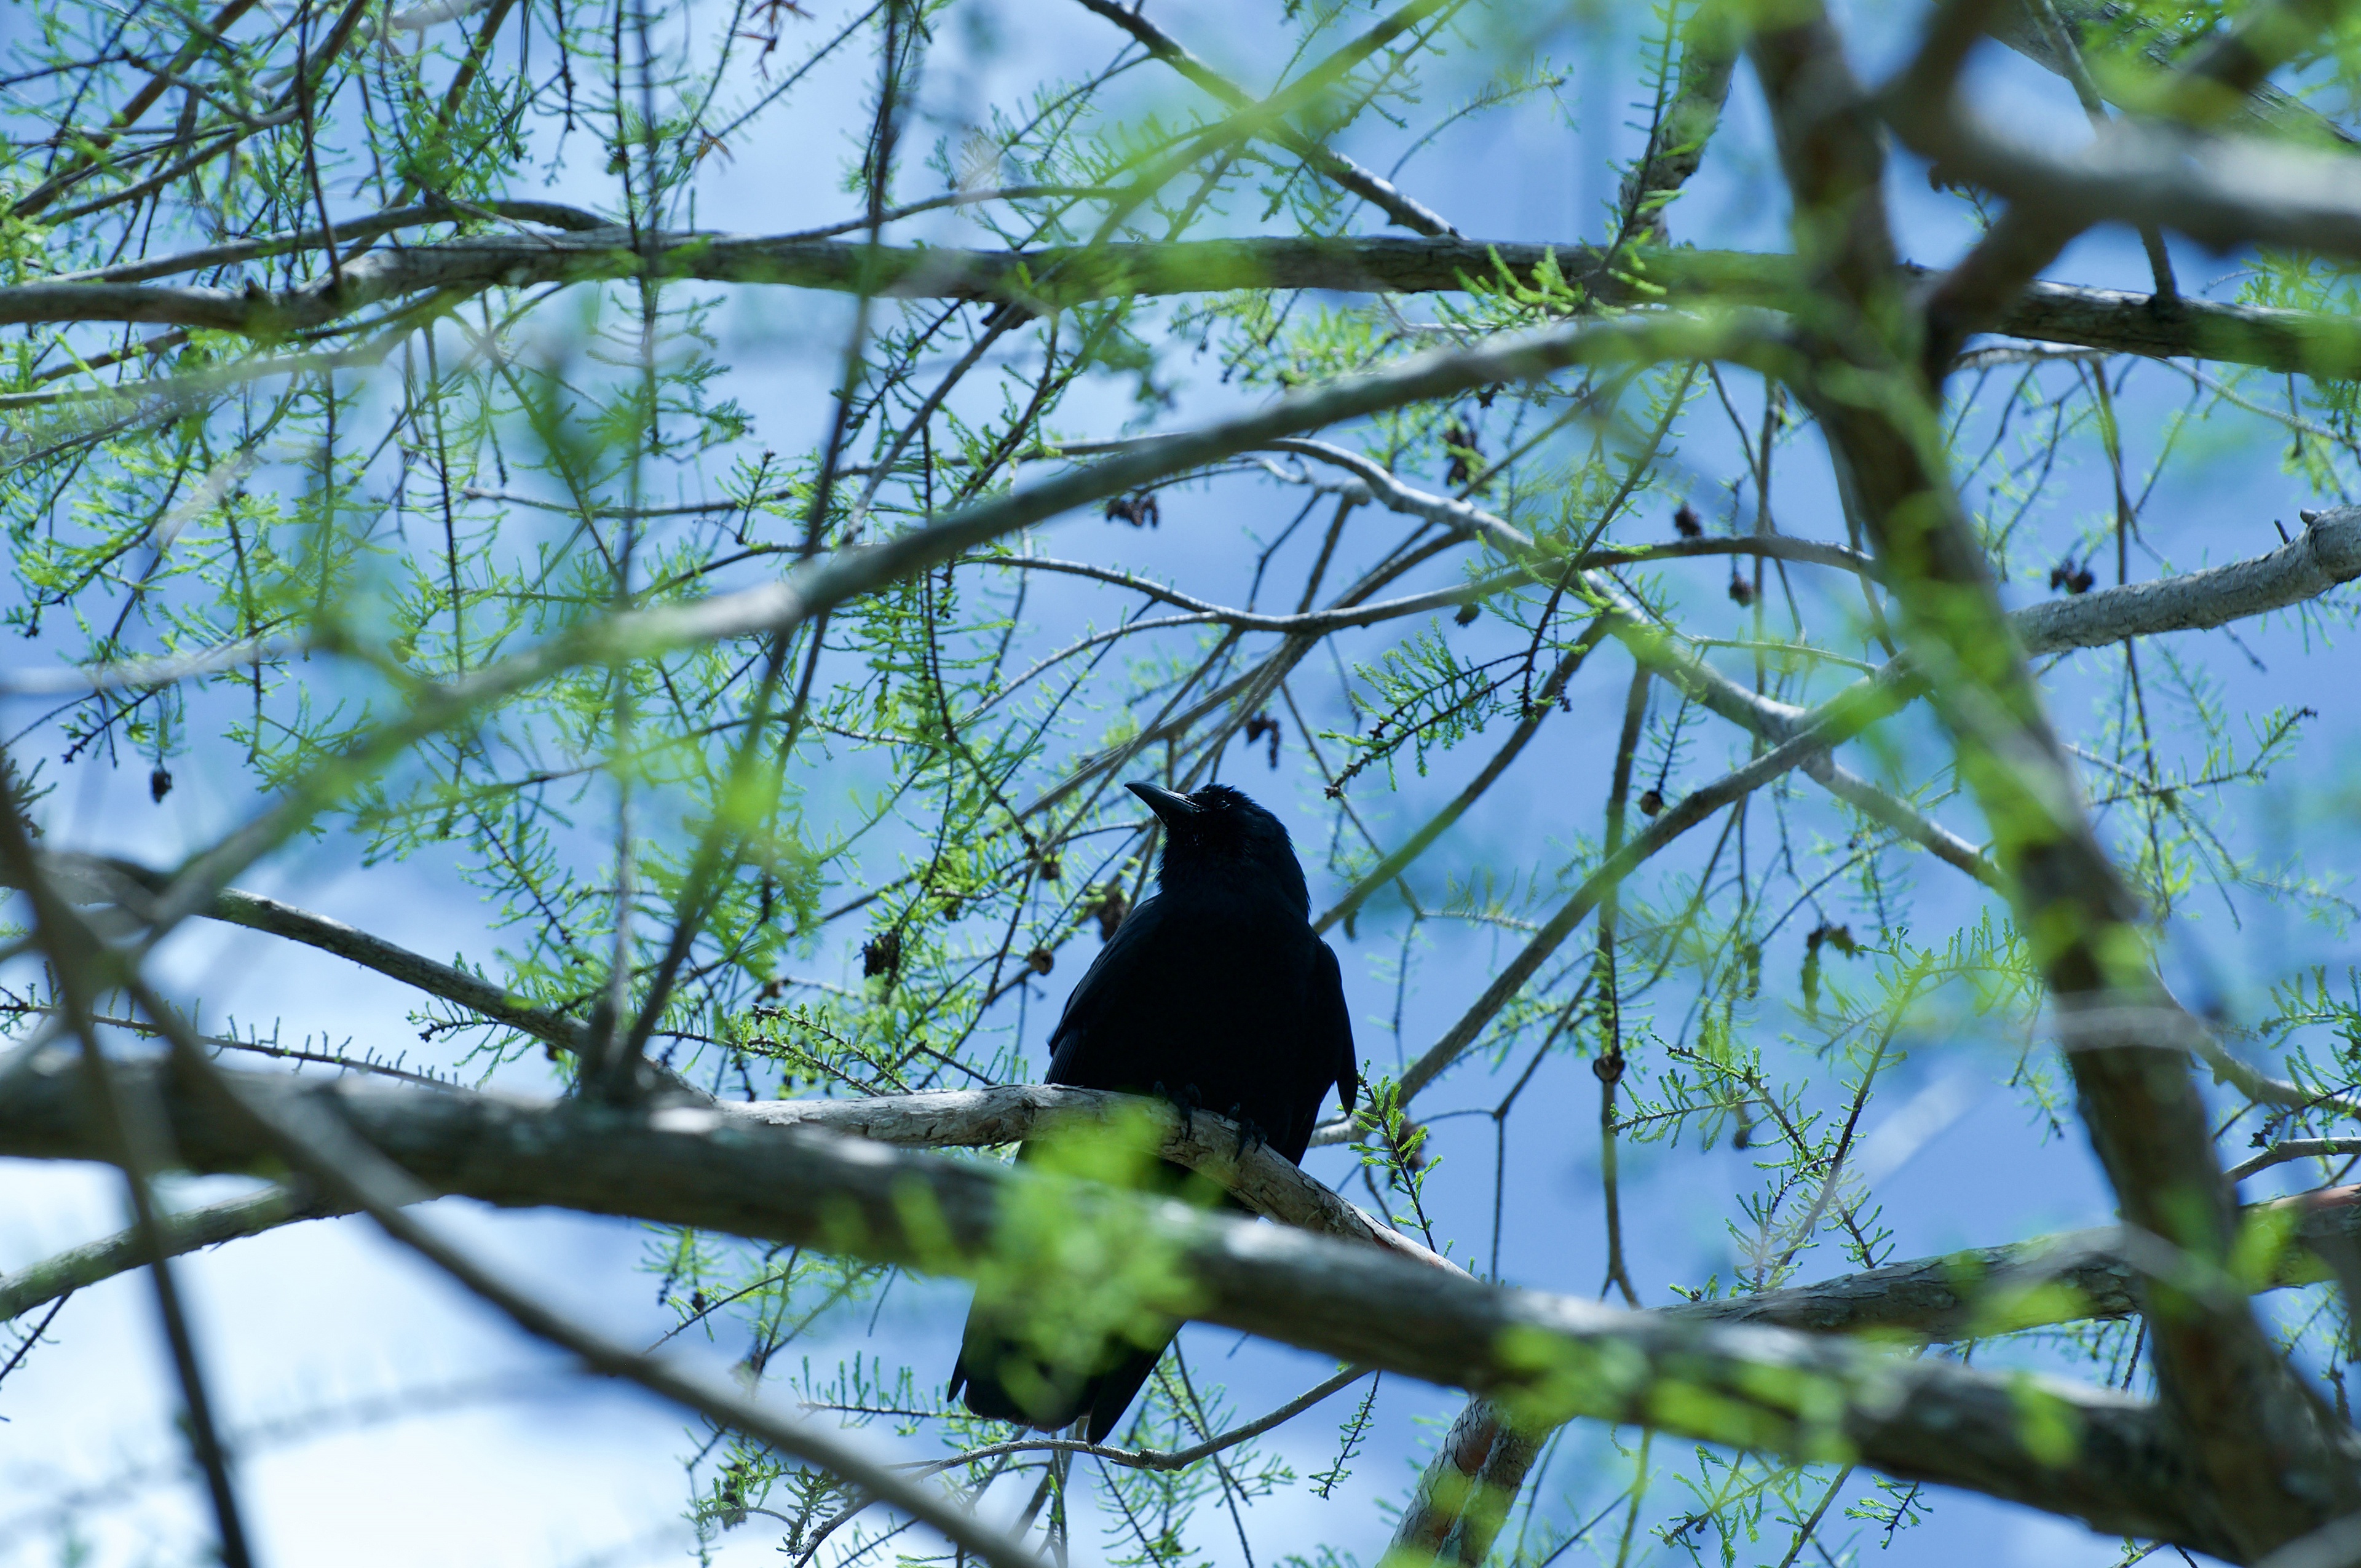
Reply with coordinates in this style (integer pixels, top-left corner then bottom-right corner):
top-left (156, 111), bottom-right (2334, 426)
top-left (1315, 938), bottom-right (1359, 1115)
top-left (1045, 893), bottom-right (1168, 1087)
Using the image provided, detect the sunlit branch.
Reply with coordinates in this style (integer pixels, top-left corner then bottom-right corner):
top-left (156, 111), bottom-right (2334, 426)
top-left (965, 555), bottom-right (1523, 635)
top-left (49, 199), bottom-right (607, 287)
top-left (0, 1080), bottom-right (1451, 1329)
top-left (1273, 439), bottom-right (1999, 898)
top-left (2229, 1143), bottom-right (2361, 1184)
top-left (2014, 507), bottom-right (2361, 655)
top-left (0, 633), bottom-right (307, 698)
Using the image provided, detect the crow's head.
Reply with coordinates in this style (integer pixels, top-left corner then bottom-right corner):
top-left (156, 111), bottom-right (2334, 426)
top-left (1126, 781), bottom-right (1308, 914)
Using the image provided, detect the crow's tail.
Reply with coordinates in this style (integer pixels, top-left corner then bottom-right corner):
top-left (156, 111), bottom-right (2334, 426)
top-left (948, 1157), bottom-right (1242, 1443)
top-left (947, 1323), bottom-right (1171, 1444)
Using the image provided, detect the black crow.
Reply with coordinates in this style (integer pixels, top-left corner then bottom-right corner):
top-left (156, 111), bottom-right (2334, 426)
top-left (948, 780), bottom-right (1360, 1441)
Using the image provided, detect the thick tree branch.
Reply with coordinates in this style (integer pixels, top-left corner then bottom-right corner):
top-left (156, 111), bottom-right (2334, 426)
top-left (1758, 6), bottom-right (2361, 1553)
top-left (0, 1049), bottom-right (2240, 1556)
top-left (2, 232), bottom-right (2357, 378)
top-left (1703, 1184), bottom-right (2361, 1339)
top-left (1393, 1405), bottom-right (1546, 1568)
top-left (1887, 90), bottom-right (2361, 267)
top-left (13, 1083), bottom-right (2358, 1387)
top-left (2014, 507), bottom-right (2361, 654)
top-left (55, 199), bottom-right (608, 288)
top-left (0, 1082), bottom-right (1453, 1326)
top-left (735, 1085), bottom-right (1459, 1273)
top-left (0, 235), bottom-right (1760, 331)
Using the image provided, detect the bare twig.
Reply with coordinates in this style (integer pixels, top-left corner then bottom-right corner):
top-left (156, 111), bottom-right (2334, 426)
top-left (1069, 0), bottom-right (1459, 236)
top-left (0, 1184), bottom-right (342, 1321)
top-left (918, 1364), bottom-right (1371, 1474)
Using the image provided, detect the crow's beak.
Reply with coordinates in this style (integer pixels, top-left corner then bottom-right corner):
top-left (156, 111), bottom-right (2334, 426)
top-left (1126, 781), bottom-right (1198, 825)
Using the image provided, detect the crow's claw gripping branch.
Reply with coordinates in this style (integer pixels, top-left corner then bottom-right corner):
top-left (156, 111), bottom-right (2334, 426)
top-left (1152, 1080), bottom-right (1202, 1141)
top-left (1225, 1104), bottom-right (1268, 1162)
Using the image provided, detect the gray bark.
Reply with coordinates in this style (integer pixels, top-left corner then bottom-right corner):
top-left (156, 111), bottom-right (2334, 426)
top-left (0, 1048), bottom-right (2250, 1556)
top-left (13, 1072), bottom-right (2354, 1339)
top-left (2015, 507), bottom-right (2361, 654)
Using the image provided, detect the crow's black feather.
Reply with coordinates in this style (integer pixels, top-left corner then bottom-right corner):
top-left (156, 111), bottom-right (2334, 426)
top-left (949, 781), bottom-right (1359, 1442)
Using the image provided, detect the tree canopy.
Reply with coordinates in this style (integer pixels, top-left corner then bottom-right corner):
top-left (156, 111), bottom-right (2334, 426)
top-left (2, 1), bottom-right (2361, 1565)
